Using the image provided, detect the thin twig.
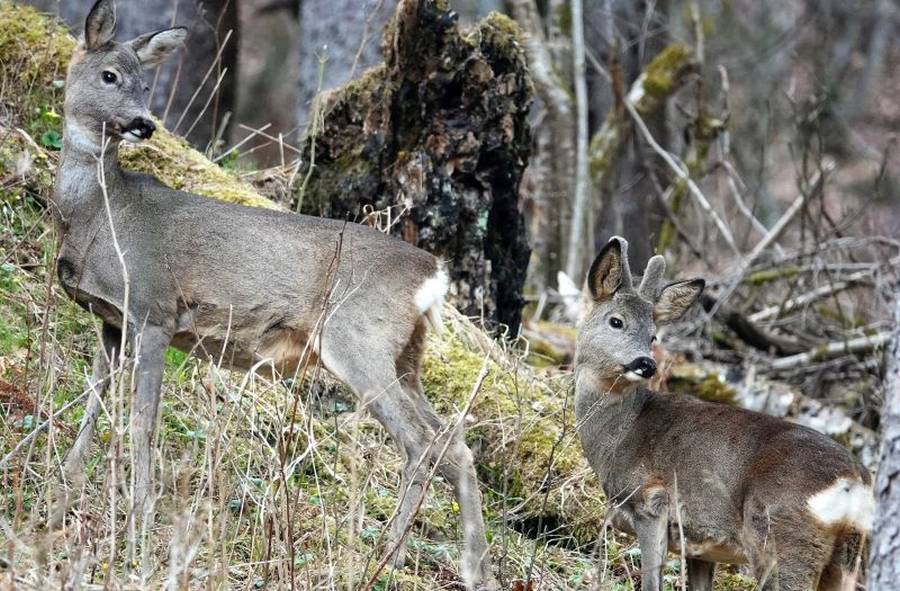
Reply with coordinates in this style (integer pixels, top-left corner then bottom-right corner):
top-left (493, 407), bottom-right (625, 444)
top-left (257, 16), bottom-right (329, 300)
top-left (624, 97), bottom-right (741, 256)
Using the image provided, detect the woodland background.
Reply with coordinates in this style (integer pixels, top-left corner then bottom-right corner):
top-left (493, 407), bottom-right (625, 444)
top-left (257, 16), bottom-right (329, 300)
top-left (1, 0), bottom-right (899, 588)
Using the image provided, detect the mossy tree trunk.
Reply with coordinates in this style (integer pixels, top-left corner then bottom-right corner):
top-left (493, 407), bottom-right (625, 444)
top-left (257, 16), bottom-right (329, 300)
top-left (297, 0), bottom-right (533, 332)
top-left (587, 0), bottom-right (683, 270)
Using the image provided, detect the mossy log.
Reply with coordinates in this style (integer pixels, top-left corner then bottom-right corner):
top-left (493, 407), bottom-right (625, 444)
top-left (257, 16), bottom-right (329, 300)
top-left (295, 0), bottom-right (534, 333)
top-left (589, 44), bottom-right (697, 192)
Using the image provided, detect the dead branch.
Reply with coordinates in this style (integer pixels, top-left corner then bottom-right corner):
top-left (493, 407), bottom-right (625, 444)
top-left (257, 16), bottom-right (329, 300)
top-left (700, 294), bottom-right (807, 356)
top-left (625, 97), bottom-right (739, 255)
top-left (768, 332), bottom-right (892, 372)
top-left (748, 270), bottom-right (872, 323)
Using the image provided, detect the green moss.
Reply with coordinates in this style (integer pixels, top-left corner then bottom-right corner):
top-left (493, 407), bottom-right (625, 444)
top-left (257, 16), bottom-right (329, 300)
top-left (120, 126), bottom-right (277, 208)
top-left (642, 44), bottom-right (694, 100)
top-left (668, 368), bottom-right (737, 405)
top-left (0, 2), bottom-right (73, 138)
top-left (694, 373), bottom-right (737, 404)
top-left (714, 567), bottom-right (757, 591)
top-left (422, 311), bottom-right (606, 541)
top-left (554, 3), bottom-right (573, 38)
top-left (589, 118), bottom-right (627, 180)
top-left (744, 265), bottom-right (801, 285)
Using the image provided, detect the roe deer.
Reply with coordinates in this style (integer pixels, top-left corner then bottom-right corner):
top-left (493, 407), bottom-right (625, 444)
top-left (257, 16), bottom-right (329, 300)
top-left (52, 1), bottom-right (495, 587)
top-left (575, 236), bottom-right (873, 591)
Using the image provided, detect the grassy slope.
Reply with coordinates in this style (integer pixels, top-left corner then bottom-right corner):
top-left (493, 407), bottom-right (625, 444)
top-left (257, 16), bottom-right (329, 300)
top-left (0, 3), bottom-right (755, 589)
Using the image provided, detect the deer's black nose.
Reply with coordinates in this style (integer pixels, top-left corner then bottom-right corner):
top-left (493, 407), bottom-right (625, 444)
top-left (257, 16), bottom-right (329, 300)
top-left (124, 117), bottom-right (156, 139)
top-left (625, 356), bottom-right (657, 379)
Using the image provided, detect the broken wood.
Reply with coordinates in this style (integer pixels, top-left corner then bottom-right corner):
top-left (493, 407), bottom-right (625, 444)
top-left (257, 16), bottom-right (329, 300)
top-left (295, 0), bottom-right (533, 332)
top-left (768, 332), bottom-right (892, 372)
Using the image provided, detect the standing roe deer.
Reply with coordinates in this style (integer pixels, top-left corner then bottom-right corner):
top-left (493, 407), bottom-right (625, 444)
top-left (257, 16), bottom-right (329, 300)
top-left (52, 1), bottom-right (495, 587)
top-left (575, 236), bottom-right (873, 591)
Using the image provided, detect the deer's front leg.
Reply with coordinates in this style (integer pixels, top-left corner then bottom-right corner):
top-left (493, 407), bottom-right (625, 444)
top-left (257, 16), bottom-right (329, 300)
top-left (633, 485), bottom-right (670, 591)
top-left (63, 322), bottom-right (121, 481)
top-left (130, 324), bottom-right (170, 520)
top-left (51, 322), bottom-right (122, 528)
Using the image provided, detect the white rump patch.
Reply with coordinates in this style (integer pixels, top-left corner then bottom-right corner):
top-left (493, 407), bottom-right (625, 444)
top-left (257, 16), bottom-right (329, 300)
top-left (415, 266), bottom-right (449, 331)
top-left (807, 477), bottom-right (874, 531)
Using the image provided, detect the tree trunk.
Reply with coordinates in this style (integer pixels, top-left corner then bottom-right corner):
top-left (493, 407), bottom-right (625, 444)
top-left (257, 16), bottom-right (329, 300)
top-left (232, 0), bottom-right (300, 166)
top-left (296, 0), bottom-right (533, 333)
top-left (870, 296), bottom-right (900, 589)
top-left (589, 0), bottom-right (671, 271)
top-left (509, 0), bottom-right (574, 293)
top-left (26, 0), bottom-right (239, 150)
top-left (588, 43), bottom-right (697, 263)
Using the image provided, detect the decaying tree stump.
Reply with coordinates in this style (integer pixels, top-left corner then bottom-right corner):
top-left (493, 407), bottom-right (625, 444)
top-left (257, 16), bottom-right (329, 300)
top-left (296, 0), bottom-right (533, 332)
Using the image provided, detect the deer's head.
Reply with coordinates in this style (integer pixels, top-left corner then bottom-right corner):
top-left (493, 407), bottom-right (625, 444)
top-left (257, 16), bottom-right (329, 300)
top-left (576, 236), bottom-right (705, 390)
top-left (64, 0), bottom-right (186, 148)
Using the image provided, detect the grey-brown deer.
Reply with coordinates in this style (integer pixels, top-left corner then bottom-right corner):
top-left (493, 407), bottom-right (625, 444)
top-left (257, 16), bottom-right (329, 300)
top-left (52, 1), bottom-right (495, 587)
top-left (575, 236), bottom-right (873, 591)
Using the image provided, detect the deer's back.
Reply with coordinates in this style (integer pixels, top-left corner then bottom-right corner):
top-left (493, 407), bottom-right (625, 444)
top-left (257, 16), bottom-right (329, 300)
top-left (58, 172), bottom-right (440, 370)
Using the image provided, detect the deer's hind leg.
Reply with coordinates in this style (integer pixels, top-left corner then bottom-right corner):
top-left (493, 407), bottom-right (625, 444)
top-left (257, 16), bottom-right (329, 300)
top-left (321, 328), bottom-right (495, 590)
top-left (745, 508), bottom-right (832, 591)
top-left (817, 530), bottom-right (864, 591)
top-left (394, 319), bottom-right (494, 589)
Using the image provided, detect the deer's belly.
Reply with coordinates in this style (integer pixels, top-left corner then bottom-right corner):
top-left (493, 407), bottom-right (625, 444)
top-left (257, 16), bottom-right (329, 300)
top-left (172, 307), bottom-right (317, 378)
top-left (609, 506), bottom-right (748, 565)
top-left (677, 537), bottom-right (747, 564)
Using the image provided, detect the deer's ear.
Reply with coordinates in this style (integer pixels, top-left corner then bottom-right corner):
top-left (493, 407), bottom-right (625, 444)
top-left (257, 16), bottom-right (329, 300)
top-left (587, 238), bottom-right (625, 302)
top-left (128, 27), bottom-right (188, 67)
top-left (82, 0), bottom-right (116, 51)
top-left (653, 279), bottom-right (705, 324)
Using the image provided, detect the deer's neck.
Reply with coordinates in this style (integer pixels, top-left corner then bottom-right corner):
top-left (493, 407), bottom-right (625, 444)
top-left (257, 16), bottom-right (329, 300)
top-left (54, 121), bottom-right (125, 227)
top-left (574, 370), bottom-right (648, 478)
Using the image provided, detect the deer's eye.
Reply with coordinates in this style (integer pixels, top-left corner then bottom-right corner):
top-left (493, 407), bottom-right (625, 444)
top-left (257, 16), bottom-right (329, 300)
top-left (101, 70), bottom-right (118, 85)
top-left (609, 317), bottom-right (624, 330)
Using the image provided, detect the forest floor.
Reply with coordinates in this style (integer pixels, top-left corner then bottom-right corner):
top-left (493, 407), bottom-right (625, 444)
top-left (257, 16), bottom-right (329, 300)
top-left (0, 2), bottom-right (878, 589)
top-left (0, 185), bottom-right (762, 591)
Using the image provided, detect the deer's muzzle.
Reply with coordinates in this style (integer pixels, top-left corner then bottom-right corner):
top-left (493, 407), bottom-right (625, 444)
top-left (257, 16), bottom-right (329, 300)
top-left (623, 356), bottom-right (656, 380)
top-left (122, 117), bottom-right (156, 141)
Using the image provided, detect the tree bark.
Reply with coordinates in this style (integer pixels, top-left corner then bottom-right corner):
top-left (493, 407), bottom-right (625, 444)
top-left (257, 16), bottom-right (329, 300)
top-left (870, 296), bottom-right (900, 589)
top-left (296, 0), bottom-right (533, 332)
top-left (26, 0), bottom-right (239, 150)
top-left (589, 0), bottom-right (672, 270)
top-left (509, 0), bottom-right (574, 293)
top-left (564, 0), bottom-right (591, 280)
